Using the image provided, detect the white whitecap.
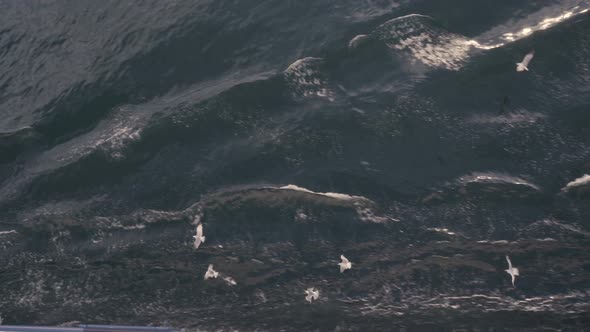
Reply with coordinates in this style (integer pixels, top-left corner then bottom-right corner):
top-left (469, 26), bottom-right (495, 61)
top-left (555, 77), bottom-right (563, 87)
top-left (372, 14), bottom-right (497, 70)
top-left (278, 184), bottom-right (370, 202)
top-left (369, 4), bottom-right (589, 71)
top-left (458, 172), bottom-right (541, 191)
top-left (562, 174), bottom-right (590, 192)
top-left (428, 227), bottom-right (456, 236)
top-left (284, 57), bottom-right (334, 100)
top-left (468, 110), bottom-right (546, 125)
top-left (348, 34), bottom-right (370, 49)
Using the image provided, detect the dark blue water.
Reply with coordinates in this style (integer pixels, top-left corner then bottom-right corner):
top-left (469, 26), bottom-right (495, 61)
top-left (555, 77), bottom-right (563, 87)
top-left (1, 1), bottom-right (590, 331)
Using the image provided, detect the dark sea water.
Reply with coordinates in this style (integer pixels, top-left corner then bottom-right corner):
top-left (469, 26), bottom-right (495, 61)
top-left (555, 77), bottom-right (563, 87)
top-left (1, 1), bottom-right (590, 331)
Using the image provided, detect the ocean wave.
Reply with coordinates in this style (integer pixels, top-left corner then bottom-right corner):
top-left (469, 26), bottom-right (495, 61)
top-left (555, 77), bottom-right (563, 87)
top-left (467, 110), bottom-right (547, 125)
top-left (0, 230), bottom-right (17, 236)
top-left (361, 4), bottom-right (589, 72)
top-left (371, 14), bottom-right (495, 70)
top-left (2, 1), bottom-right (590, 329)
top-left (0, 126), bottom-right (40, 162)
top-left (457, 172), bottom-right (541, 190)
top-left (423, 172), bottom-right (544, 205)
top-left (191, 184), bottom-right (394, 227)
top-left (479, 1), bottom-right (590, 45)
top-left (348, 34), bottom-right (371, 49)
top-left (277, 184), bottom-right (371, 202)
top-left (523, 218), bottom-right (590, 239)
top-left (561, 174), bottom-right (590, 193)
top-left (283, 57), bottom-right (334, 100)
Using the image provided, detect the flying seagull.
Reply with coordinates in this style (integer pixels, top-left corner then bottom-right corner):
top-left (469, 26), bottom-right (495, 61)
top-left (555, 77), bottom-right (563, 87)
top-left (516, 50), bottom-right (534, 72)
top-left (204, 264), bottom-right (219, 280)
top-left (223, 276), bottom-right (237, 286)
top-left (193, 223), bottom-right (205, 249)
top-left (338, 255), bottom-right (352, 273)
top-left (304, 287), bottom-right (319, 303)
top-left (505, 255), bottom-right (520, 287)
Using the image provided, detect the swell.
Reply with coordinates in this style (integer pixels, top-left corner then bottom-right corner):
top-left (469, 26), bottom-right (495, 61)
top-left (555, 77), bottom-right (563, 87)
top-left (2, 184), bottom-right (393, 260)
top-left (4, 21), bottom-right (285, 162)
top-left (0, 75), bottom-right (289, 212)
top-left (0, 126), bottom-right (40, 163)
top-left (2, 4), bottom-right (590, 329)
top-left (0, 0), bottom-right (410, 162)
top-left (4, 10), bottom-right (590, 214)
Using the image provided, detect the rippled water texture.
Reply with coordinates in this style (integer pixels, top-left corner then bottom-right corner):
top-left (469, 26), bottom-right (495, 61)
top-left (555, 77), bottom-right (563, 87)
top-left (1, 1), bottom-right (590, 331)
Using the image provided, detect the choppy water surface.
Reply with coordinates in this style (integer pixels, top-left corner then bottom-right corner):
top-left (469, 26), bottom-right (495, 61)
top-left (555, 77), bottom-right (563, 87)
top-left (1, 1), bottom-right (590, 331)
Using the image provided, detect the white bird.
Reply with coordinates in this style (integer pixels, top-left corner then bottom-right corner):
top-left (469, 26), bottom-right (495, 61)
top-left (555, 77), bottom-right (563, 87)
top-left (193, 223), bottom-right (205, 249)
top-left (516, 50), bottom-right (534, 72)
top-left (304, 287), bottom-right (319, 303)
top-left (223, 276), bottom-right (237, 286)
top-left (338, 255), bottom-right (352, 273)
top-left (505, 255), bottom-right (520, 287)
top-left (204, 264), bottom-right (219, 280)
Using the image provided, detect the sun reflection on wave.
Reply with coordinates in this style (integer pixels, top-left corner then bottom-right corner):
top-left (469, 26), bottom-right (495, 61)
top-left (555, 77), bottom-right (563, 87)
top-left (500, 6), bottom-right (588, 42)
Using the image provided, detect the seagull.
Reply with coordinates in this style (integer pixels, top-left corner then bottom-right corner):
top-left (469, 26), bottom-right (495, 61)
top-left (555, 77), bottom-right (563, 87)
top-left (193, 223), bottom-right (205, 249)
top-left (505, 255), bottom-right (520, 287)
top-left (223, 276), bottom-right (237, 286)
top-left (204, 264), bottom-right (219, 280)
top-left (338, 255), bottom-right (352, 273)
top-left (305, 287), bottom-right (319, 303)
top-left (516, 50), bottom-right (534, 72)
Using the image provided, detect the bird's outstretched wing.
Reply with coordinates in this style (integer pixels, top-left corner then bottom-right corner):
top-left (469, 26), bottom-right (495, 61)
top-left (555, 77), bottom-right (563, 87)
top-left (197, 223), bottom-right (203, 237)
top-left (340, 255), bottom-right (349, 264)
top-left (505, 255), bottom-right (512, 268)
top-left (522, 51), bottom-right (534, 66)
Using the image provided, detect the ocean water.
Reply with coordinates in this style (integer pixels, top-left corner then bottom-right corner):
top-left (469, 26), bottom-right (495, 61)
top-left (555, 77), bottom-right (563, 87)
top-left (1, 1), bottom-right (590, 331)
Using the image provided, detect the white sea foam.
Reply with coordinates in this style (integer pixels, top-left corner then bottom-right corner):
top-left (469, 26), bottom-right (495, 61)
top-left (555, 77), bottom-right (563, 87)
top-left (458, 172), bottom-right (540, 191)
top-left (468, 110), bottom-right (546, 125)
top-left (348, 34), bottom-right (370, 49)
top-left (428, 228), bottom-right (456, 236)
top-left (373, 14), bottom-right (499, 70)
top-left (278, 184), bottom-right (369, 202)
top-left (368, 4), bottom-right (589, 70)
top-left (562, 174), bottom-right (590, 192)
top-left (284, 57), bottom-right (334, 100)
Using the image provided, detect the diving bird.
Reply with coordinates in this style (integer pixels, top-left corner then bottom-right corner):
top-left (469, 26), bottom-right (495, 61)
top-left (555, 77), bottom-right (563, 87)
top-left (204, 264), bottom-right (219, 280)
top-left (193, 223), bottom-right (205, 249)
top-left (338, 255), bottom-right (352, 273)
top-left (304, 287), bottom-right (319, 303)
top-left (516, 50), bottom-right (534, 72)
top-left (505, 255), bottom-right (520, 287)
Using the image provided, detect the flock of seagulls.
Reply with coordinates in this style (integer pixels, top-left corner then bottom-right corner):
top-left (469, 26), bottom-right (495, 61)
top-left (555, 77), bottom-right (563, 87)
top-left (203, 263), bottom-right (238, 286)
top-left (191, 49), bottom-right (534, 301)
top-left (497, 51), bottom-right (533, 287)
top-left (193, 222), bottom-right (522, 303)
